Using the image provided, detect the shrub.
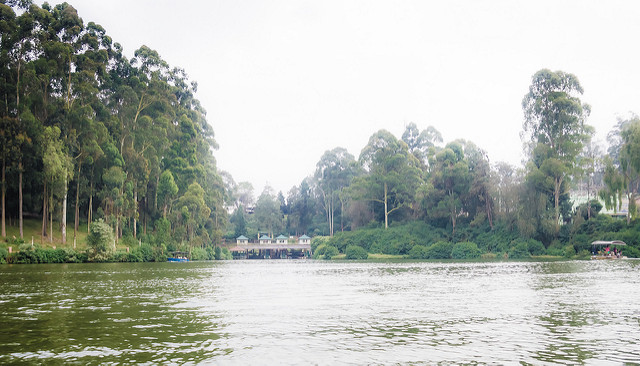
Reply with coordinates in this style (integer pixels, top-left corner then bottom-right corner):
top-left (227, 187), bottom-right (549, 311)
top-left (509, 241), bottom-right (530, 259)
top-left (426, 241), bottom-right (453, 259)
top-left (87, 219), bottom-right (115, 262)
top-left (7, 236), bottom-right (25, 246)
top-left (563, 245), bottom-right (576, 258)
top-left (311, 236), bottom-right (330, 253)
top-left (408, 245), bottom-right (428, 259)
top-left (220, 247), bottom-right (232, 260)
top-left (451, 242), bottom-right (481, 259)
top-left (345, 245), bottom-right (368, 260)
top-left (323, 246), bottom-right (339, 260)
top-left (622, 246), bottom-right (640, 258)
top-left (61, 248), bottom-right (84, 263)
top-left (112, 251), bottom-right (142, 262)
top-left (191, 247), bottom-right (208, 260)
top-left (153, 245), bottom-right (168, 262)
top-left (134, 243), bottom-right (154, 262)
top-left (527, 239), bottom-right (546, 255)
top-left (312, 244), bottom-right (328, 259)
top-left (0, 247), bottom-right (8, 264)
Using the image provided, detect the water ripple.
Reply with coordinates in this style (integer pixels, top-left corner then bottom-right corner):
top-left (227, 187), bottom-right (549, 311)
top-left (1, 260), bottom-right (640, 364)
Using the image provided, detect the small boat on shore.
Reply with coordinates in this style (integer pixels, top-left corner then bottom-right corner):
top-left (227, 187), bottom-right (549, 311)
top-left (167, 251), bottom-right (190, 262)
top-left (590, 240), bottom-right (627, 260)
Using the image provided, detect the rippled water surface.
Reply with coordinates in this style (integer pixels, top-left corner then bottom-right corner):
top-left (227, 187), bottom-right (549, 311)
top-left (1, 260), bottom-right (639, 364)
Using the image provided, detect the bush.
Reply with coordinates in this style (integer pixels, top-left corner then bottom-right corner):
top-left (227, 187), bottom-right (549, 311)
top-left (313, 244), bottom-right (339, 259)
top-left (0, 247), bottom-right (8, 264)
top-left (112, 251), bottom-right (142, 262)
top-left (451, 242), bottom-right (481, 259)
top-left (61, 248), bottom-right (85, 263)
top-left (426, 241), bottom-right (453, 259)
top-left (219, 247), bottom-right (232, 260)
top-left (133, 243), bottom-right (154, 262)
top-left (191, 247), bottom-right (208, 260)
top-left (7, 236), bottom-right (25, 246)
top-left (312, 244), bottom-right (327, 259)
top-left (509, 241), bottom-right (530, 259)
top-left (87, 219), bottom-right (115, 262)
top-left (622, 246), bottom-right (640, 258)
top-left (408, 245), bottom-right (428, 259)
top-left (323, 246), bottom-right (339, 260)
top-left (563, 245), bottom-right (576, 258)
top-left (311, 236), bottom-right (330, 253)
top-left (527, 239), bottom-right (546, 255)
top-left (345, 245), bottom-right (368, 260)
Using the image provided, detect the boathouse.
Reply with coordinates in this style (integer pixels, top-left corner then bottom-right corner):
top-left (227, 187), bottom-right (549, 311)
top-left (229, 235), bottom-right (312, 259)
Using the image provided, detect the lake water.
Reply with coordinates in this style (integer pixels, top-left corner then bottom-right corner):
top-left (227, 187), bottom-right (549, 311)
top-left (1, 260), bottom-right (639, 364)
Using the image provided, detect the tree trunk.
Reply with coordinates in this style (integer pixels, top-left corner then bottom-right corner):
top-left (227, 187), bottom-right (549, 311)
top-left (42, 180), bottom-right (47, 243)
top-left (330, 194), bottom-right (334, 236)
top-left (485, 191), bottom-right (493, 230)
top-left (1, 157), bottom-right (5, 238)
top-left (143, 197), bottom-right (147, 235)
top-left (75, 162), bottom-right (81, 243)
top-left (49, 186), bottom-right (53, 243)
top-left (554, 177), bottom-right (562, 233)
top-left (18, 160), bottom-right (23, 238)
top-left (115, 206), bottom-right (119, 244)
top-left (384, 182), bottom-right (389, 229)
top-left (88, 178), bottom-right (93, 233)
top-left (62, 170), bottom-right (68, 245)
top-left (154, 174), bottom-right (159, 212)
top-left (133, 188), bottom-right (137, 239)
top-left (340, 197), bottom-right (345, 232)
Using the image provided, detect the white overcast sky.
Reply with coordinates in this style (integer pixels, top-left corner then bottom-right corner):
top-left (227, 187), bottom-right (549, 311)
top-left (48, 0), bottom-right (640, 196)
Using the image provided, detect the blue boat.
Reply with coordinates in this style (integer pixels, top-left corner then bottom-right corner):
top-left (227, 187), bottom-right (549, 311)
top-left (167, 251), bottom-right (190, 262)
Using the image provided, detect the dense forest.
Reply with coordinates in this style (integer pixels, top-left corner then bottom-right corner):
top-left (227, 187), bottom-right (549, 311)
top-left (1, 1), bottom-right (227, 261)
top-left (2, 1), bottom-right (640, 263)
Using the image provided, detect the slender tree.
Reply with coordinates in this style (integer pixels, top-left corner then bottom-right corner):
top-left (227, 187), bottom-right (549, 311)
top-left (522, 69), bottom-right (592, 233)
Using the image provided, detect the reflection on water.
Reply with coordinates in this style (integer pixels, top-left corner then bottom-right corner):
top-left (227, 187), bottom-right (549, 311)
top-left (1, 260), bottom-right (639, 364)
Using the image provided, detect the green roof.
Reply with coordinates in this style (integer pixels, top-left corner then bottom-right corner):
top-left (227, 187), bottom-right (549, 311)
top-left (259, 235), bottom-right (271, 240)
top-left (276, 235), bottom-right (288, 239)
top-left (299, 235), bottom-right (310, 239)
top-left (236, 235), bottom-right (248, 240)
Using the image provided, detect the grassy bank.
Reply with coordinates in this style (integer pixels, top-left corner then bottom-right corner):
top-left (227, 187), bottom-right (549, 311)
top-left (2, 218), bottom-right (89, 250)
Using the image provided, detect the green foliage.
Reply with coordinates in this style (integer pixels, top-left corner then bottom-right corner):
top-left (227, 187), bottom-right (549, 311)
top-left (451, 242), bottom-right (481, 259)
top-left (408, 245), bottom-right (428, 259)
top-left (323, 246), bottom-right (339, 259)
top-left (345, 245), bottom-right (368, 260)
top-left (133, 243), bottom-right (154, 262)
top-left (352, 129), bottom-right (423, 229)
top-left (214, 247), bottom-right (232, 260)
top-left (5, 245), bottom-right (87, 264)
top-left (313, 244), bottom-right (339, 260)
top-left (622, 246), bottom-right (640, 258)
top-left (87, 219), bottom-right (115, 262)
top-left (111, 251), bottom-right (143, 262)
top-left (563, 245), bottom-right (576, 258)
top-left (527, 239), bottom-right (546, 255)
top-left (0, 2), bottom-right (228, 255)
top-left (508, 241), bottom-right (530, 259)
top-left (7, 236), bottom-right (25, 245)
top-left (311, 236), bottom-right (330, 253)
top-left (426, 241), bottom-right (453, 259)
top-left (0, 247), bottom-right (8, 264)
top-left (190, 247), bottom-right (208, 261)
